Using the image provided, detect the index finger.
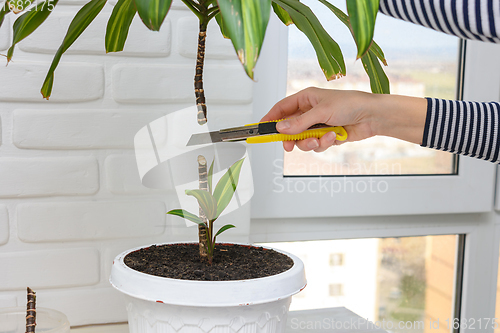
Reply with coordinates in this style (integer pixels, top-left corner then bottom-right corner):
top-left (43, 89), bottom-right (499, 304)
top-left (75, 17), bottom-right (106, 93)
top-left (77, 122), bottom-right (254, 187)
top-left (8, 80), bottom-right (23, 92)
top-left (260, 90), bottom-right (309, 122)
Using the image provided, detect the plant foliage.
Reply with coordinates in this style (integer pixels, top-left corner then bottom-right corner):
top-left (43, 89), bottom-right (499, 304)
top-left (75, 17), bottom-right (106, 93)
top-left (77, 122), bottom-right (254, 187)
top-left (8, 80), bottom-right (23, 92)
top-left (3, 0), bottom-right (389, 100)
top-left (167, 158), bottom-right (244, 263)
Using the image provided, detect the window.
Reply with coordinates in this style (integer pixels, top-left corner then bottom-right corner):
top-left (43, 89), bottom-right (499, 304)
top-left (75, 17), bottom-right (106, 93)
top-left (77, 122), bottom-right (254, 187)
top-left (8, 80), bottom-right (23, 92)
top-left (329, 253), bottom-right (344, 267)
top-left (328, 284), bottom-right (344, 297)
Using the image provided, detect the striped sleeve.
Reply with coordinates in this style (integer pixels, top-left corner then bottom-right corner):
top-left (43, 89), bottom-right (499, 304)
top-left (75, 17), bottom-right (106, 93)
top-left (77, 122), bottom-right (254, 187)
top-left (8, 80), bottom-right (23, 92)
top-left (421, 98), bottom-right (500, 163)
top-left (379, 0), bottom-right (500, 43)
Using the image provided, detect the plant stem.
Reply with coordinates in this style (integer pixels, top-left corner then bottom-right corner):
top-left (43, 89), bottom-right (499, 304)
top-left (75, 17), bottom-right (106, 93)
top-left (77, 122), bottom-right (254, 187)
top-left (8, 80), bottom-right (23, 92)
top-left (195, 21), bottom-right (208, 125)
top-left (26, 287), bottom-right (36, 333)
top-left (197, 155), bottom-right (209, 259)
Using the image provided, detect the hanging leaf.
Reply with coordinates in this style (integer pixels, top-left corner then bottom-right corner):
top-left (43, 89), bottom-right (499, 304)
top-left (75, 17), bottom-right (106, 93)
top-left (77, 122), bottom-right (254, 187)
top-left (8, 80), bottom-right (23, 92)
top-left (41, 0), bottom-right (106, 99)
top-left (7, 0), bottom-right (59, 62)
top-left (208, 158), bottom-right (214, 194)
top-left (213, 158), bottom-right (244, 218)
top-left (346, 0), bottom-right (379, 59)
top-left (214, 224), bottom-right (235, 237)
top-left (369, 40), bottom-right (387, 66)
top-left (214, 12), bottom-right (229, 39)
top-left (0, 1), bottom-right (11, 28)
top-left (167, 209), bottom-right (205, 226)
top-left (272, 2), bottom-right (292, 26)
top-left (361, 49), bottom-right (389, 94)
top-left (8, 0), bottom-right (34, 14)
top-left (134, 0), bottom-right (171, 31)
top-left (217, 0), bottom-right (271, 79)
top-left (105, 0), bottom-right (137, 52)
top-left (274, 0), bottom-right (345, 80)
top-left (185, 189), bottom-right (217, 221)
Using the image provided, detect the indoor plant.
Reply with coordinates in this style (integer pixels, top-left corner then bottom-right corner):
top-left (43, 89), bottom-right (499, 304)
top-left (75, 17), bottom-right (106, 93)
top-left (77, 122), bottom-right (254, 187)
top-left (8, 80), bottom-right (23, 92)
top-left (110, 156), bottom-right (307, 333)
top-left (2, 0), bottom-right (389, 124)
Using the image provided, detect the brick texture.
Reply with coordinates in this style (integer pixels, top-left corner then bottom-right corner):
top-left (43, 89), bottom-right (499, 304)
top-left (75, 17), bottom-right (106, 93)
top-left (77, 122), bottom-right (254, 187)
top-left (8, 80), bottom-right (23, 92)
top-left (17, 201), bottom-right (165, 242)
top-left (20, 11), bottom-right (171, 57)
top-left (0, 248), bottom-right (100, 290)
top-left (13, 109), bottom-right (167, 149)
top-left (0, 62), bottom-right (104, 102)
top-left (0, 157), bottom-right (99, 197)
top-left (112, 64), bottom-right (253, 104)
top-left (0, 205), bottom-right (8, 246)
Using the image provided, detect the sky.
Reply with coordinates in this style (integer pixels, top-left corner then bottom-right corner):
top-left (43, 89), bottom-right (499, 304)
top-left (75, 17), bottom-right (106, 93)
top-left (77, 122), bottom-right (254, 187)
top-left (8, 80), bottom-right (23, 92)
top-left (288, 1), bottom-right (459, 61)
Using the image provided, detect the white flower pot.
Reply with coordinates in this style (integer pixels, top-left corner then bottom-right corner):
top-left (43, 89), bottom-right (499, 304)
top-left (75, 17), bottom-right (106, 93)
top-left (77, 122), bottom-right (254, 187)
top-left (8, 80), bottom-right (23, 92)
top-left (110, 243), bottom-right (306, 333)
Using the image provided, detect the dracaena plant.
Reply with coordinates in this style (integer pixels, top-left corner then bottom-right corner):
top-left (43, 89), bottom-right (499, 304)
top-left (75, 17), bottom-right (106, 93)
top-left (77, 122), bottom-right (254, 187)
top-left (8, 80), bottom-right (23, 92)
top-left (2, 0), bottom-right (388, 125)
top-left (167, 157), bottom-right (244, 264)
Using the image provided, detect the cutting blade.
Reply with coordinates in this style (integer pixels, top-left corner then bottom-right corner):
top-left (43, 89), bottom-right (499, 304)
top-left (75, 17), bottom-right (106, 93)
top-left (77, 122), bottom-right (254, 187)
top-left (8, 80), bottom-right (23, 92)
top-left (186, 131), bottom-right (225, 146)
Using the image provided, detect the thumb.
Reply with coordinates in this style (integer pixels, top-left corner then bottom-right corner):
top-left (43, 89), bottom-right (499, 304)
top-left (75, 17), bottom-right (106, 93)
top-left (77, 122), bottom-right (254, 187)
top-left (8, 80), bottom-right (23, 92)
top-left (276, 109), bottom-right (321, 134)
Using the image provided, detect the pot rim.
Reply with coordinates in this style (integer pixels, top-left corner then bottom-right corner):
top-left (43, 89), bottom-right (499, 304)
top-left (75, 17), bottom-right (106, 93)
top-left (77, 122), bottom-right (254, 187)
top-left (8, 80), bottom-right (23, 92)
top-left (110, 242), bottom-right (307, 307)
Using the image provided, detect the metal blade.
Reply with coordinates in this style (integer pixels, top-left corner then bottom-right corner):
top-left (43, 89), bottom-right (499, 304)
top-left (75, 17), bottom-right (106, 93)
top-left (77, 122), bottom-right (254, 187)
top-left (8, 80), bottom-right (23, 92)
top-left (186, 131), bottom-right (224, 146)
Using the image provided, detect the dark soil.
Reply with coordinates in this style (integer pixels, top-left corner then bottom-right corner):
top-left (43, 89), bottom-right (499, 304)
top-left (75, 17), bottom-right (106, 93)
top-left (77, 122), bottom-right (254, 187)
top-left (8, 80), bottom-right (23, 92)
top-left (124, 243), bottom-right (294, 281)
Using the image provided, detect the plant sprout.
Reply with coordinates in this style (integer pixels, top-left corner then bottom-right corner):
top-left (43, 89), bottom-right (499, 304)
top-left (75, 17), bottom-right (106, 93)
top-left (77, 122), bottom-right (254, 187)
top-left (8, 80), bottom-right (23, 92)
top-left (167, 157), bottom-right (244, 264)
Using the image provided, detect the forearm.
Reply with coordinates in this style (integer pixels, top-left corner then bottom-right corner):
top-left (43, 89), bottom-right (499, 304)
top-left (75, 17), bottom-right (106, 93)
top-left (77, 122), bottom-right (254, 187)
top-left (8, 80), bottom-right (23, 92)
top-left (369, 93), bottom-right (427, 145)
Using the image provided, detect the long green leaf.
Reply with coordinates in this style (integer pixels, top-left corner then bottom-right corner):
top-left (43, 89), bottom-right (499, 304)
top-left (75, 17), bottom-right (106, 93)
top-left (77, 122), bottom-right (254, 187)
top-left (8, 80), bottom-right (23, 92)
top-left (0, 1), bottom-right (11, 28)
top-left (8, 0), bottom-right (34, 14)
top-left (134, 0), bottom-right (171, 31)
top-left (41, 0), bottom-right (106, 99)
top-left (317, 0), bottom-right (388, 93)
top-left (217, 0), bottom-right (271, 79)
top-left (167, 209), bottom-right (205, 226)
top-left (346, 0), bottom-right (379, 59)
top-left (7, 0), bottom-right (58, 62)
top-left (185, 189), bottom-right (217, 221)
top-left (105, 0), bottom-right (136, 52)
top-left (274, 0), bottom-right (345, 80)
top-left (361, 49), bottom-right (389, 94)
top-left (272, 2), bottom-right (292, 26)
top-left (208, 159), bottom-right (214, 194)
top-left (213, 158), bottom-right (244, 218)
top-left (214, 12), bottom-right (229, 39)
top-left (214, 224), bottom-right (235, 237)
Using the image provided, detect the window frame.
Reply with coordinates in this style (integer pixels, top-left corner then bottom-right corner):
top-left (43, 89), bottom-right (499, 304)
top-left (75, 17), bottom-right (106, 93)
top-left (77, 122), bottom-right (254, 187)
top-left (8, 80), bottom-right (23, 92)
top-left (251, 22), bottom-right (499, 219)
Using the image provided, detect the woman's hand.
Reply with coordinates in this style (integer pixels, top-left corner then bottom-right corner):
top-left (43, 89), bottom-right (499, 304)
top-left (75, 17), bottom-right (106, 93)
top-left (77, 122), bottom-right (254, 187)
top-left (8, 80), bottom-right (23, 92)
top-left (261, 87), bottom-right (427, 152)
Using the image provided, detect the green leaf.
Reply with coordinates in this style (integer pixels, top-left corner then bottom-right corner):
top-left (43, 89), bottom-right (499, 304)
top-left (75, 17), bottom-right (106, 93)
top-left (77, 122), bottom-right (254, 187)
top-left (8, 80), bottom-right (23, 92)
top-left (274, 0), bottom-right (345, 80)
top-left (105, 0), bottom-right (136, 52)
top-left (272, 2), bottom-right (292, 26)
top-left (346, 0), bottom-right (379, 59)
top-left (361, 49), bottom-right (389, 94)
top-left (167, 209), bottom-right (205, 226)
top-left (214, 224), bottom-right (235, 237)
top-left (7, 0), bottom-right (58, 62)
top-left (369, 40), bottom-right (387, 66)
top-left (208, 159), bottom-right (214, 194)
top-left (185, 189), bottom-right (217, 221)
top-left (135, 0), bottom-right (171, 31)
top-left (0, 1), bottom-right (11, 28)
top-left (8, 0), bottom-right (34, 14)
top-left (217, 0), bottom-right (271, 79)
top-left (41, 0), bottom-right (106, 99)
top-left (214, 12), bottom-right (229, 39)
top-left (213, 158), bottom-right (245, 218)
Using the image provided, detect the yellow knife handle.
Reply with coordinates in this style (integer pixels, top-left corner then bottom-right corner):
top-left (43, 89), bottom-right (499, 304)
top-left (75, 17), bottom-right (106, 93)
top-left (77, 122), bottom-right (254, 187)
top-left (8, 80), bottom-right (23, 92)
top-left (246, 126), bottom-right (348, 144)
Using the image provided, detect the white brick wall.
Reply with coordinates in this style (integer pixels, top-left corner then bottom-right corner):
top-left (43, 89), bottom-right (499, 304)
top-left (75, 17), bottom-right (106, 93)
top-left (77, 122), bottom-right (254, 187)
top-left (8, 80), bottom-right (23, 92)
top-left (0, 1), bottom-right (255, 327)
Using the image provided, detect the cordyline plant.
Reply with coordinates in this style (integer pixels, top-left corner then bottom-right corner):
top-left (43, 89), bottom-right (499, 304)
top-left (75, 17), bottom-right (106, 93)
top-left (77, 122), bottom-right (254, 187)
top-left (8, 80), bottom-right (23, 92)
top-left (1, 0), bottom-right (388, 125)
top-left (167, 157), bottom-right (244, 264)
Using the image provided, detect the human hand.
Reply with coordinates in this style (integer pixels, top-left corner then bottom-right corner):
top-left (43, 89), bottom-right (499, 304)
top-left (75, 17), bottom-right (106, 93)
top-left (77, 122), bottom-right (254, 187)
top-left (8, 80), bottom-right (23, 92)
top-left (261, 87), bottom-right (377, 152)
top-left (261, 87), bottom-right (427, 152)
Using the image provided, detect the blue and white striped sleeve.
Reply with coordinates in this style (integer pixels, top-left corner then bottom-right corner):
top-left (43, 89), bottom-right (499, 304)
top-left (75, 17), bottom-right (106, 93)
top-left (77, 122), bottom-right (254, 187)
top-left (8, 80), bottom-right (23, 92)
top-left (379, 1), bottom-right (500, 163)
top-left (422, 98), bottom-right (500, 163)
top-left (379, 0), bottom-right (500, 43)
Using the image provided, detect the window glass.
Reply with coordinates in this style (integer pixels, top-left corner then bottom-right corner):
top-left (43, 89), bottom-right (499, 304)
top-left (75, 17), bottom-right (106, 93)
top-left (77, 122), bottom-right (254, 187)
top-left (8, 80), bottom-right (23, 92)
top-left (261, 235), bottom-right (457, 332)
top-left (284, 2), bottom-right (459, 176)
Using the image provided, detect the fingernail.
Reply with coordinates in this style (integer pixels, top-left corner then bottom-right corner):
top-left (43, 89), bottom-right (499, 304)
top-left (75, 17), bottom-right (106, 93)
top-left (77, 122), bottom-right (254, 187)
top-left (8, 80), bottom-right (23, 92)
top-left (325, 131), bottom-right (336, 142)
top-left (276, 121), bottom-right (290, 131)
top-left (307, 140), bottom-right (319, 149)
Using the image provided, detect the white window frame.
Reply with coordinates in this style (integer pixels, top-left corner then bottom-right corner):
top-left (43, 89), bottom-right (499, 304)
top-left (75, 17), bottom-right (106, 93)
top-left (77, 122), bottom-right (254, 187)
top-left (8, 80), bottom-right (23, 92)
top-left (250, 17), bottom-right (500, 333)
top-left (251, 22), bottom-right (499, 219)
